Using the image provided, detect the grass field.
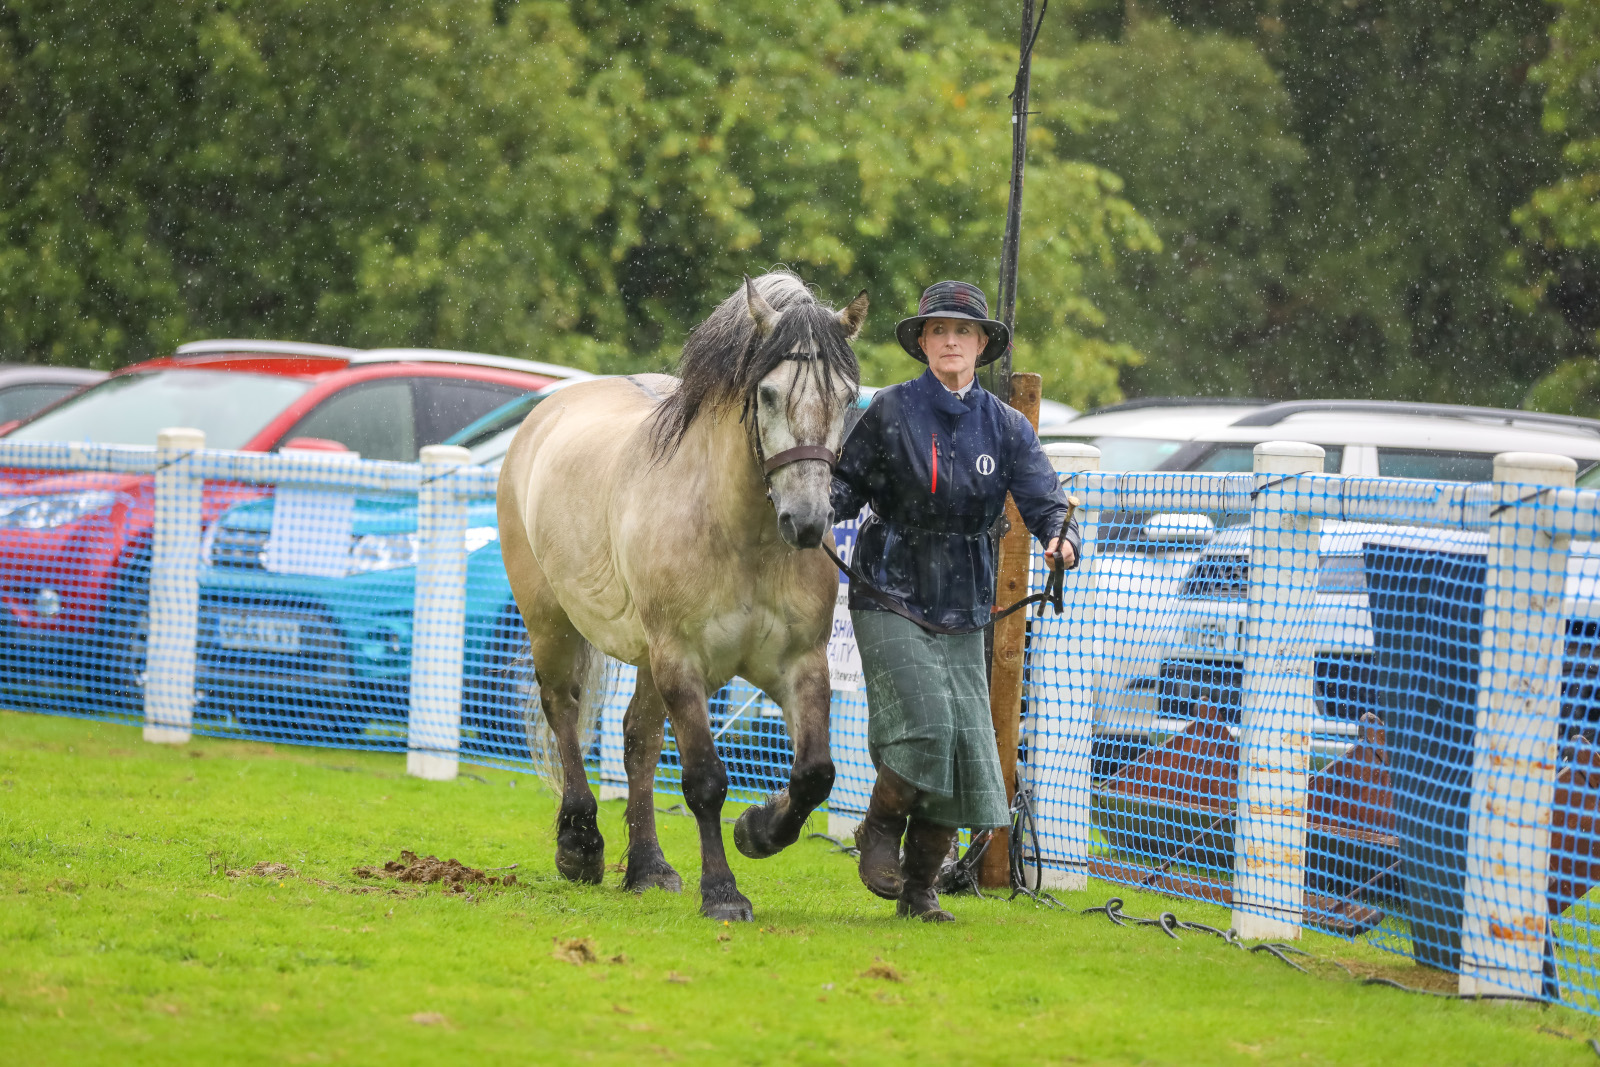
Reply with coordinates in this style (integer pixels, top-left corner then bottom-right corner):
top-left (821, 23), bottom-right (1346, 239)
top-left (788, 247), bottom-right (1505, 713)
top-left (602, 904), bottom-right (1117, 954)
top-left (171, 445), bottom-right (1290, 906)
top-left (3, 709), bottom-right (1597, 1065)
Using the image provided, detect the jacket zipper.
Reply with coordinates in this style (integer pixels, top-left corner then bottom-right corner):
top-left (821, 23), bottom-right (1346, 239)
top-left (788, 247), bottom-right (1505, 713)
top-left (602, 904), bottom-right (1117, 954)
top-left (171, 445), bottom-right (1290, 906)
top-left (931, 434), bottom-right (939, 493)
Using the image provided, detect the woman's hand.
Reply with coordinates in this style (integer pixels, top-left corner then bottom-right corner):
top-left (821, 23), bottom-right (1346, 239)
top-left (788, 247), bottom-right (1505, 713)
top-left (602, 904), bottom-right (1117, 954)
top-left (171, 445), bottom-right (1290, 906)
top-left (1045, 536), bottom-right (1075, 570)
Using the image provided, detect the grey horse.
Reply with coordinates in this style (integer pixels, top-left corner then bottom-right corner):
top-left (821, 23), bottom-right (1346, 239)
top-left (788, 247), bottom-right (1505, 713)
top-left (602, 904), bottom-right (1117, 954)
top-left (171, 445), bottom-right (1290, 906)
top-left (496, 271), bottom-right (868, 920)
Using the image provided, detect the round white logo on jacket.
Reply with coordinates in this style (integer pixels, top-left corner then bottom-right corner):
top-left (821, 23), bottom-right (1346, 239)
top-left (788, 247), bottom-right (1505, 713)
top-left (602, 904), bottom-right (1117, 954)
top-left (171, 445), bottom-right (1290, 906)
top-left (976, 454), bottom-right (996, 476)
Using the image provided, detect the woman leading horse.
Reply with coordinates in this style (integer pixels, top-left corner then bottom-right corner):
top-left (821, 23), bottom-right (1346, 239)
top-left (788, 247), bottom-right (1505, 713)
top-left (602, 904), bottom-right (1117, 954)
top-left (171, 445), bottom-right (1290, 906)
top-left (831, 280), bottom-right (1080, 922)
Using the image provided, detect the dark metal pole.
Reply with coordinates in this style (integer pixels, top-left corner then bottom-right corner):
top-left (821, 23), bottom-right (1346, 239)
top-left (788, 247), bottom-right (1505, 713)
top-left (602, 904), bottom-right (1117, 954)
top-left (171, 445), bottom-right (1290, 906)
top-left (980, 2), bottom-right (1050, 889)
top-left (986, 0), bottom-right (1045, 406)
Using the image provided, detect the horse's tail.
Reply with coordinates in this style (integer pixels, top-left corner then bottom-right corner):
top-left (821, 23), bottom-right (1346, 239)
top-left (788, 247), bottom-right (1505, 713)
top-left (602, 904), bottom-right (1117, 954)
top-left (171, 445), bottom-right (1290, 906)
top-left (519, 637), bottom-right (610, 797)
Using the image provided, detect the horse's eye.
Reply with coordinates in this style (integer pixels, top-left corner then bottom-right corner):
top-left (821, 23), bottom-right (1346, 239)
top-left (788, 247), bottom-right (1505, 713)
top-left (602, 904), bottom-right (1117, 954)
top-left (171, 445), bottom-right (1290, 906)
top-left (759, 383), bottom-right (780, 406)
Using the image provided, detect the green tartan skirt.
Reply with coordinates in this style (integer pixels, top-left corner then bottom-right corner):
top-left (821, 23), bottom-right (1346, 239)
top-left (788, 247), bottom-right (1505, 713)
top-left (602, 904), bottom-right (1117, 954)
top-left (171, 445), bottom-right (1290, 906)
top-left (851, 608), bottom-right (1009, 830)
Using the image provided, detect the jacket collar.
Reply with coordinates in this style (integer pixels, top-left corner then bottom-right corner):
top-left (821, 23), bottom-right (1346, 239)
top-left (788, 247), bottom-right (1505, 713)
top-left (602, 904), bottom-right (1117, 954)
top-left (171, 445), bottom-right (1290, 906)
top-left (912, 368), bottom-right (984, 418)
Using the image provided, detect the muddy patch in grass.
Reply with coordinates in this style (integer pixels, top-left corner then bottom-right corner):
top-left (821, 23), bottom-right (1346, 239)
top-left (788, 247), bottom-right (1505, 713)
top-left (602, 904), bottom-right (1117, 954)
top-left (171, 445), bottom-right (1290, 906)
top-left (861, 960), bottom-right (903, 982)
top-left (353, 850), bottom-right (518, 893)
top-left (553, 937), bottom-right (598, 964)
top-left (227, 861), bottom-right (296, 879)
top-left (225, 859), bottom-right (410, 896)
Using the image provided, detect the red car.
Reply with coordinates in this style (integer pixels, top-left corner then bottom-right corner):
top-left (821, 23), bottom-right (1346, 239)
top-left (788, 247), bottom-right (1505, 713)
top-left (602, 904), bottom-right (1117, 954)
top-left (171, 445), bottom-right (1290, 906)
top-left (0, 340), bottom-right (580, 710)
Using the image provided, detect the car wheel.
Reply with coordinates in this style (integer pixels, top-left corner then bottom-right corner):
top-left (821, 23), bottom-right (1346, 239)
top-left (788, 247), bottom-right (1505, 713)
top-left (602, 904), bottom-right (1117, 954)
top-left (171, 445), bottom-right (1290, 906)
top-left (463, 605), bottom-right (529, 756)
top-left (94, 552), bottom-right (151, 715)
top-left (231, 686), bottom-right (369, 742)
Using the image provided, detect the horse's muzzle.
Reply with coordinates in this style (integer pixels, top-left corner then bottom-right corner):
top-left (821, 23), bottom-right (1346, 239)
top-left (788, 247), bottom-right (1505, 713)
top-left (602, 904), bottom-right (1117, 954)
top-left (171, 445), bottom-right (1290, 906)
top-left (777, 507), bottom-right (829, 550)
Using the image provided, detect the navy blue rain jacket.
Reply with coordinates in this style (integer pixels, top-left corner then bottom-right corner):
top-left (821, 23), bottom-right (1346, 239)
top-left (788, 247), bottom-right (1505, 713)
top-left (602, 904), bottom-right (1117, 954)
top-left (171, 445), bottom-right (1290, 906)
top-left (830, 369), bottom-right (1081, 632)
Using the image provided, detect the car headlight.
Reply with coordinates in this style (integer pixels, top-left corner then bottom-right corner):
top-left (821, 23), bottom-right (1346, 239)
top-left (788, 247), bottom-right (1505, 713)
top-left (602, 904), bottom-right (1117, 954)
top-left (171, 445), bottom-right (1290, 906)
top-left (346, 527), bottom-right (499, 574)
top-left (348, 532), bottom-right (419, 573)
top-left (464, 526), bottom-right (499, 553)
top-left (0, 490), bottom-right (117, 530)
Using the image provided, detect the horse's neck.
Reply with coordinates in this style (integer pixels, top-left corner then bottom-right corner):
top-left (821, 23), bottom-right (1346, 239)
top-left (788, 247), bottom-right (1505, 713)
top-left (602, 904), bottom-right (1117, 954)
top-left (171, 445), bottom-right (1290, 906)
top-left (680, 408), bottom-right (779, 547)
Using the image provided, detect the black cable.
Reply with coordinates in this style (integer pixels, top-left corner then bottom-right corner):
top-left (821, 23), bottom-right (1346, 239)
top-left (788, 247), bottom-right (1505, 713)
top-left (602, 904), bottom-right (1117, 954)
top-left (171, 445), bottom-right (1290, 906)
top-left (806, 832), bottom-right (858, 857)
top-left (1078, 897), bottom-right (1307, 968)
top-left (1006, 786), bottom-right (1065, 909)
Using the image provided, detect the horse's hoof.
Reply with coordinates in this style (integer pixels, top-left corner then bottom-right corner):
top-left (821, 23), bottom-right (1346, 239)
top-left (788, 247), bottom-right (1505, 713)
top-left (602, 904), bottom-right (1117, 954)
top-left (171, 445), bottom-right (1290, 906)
top-left (555, 848), bottom-right (605, 885)
top-left (701, 894), bottom-right (754, 923)
top-left (554, 826), bottom-right (606, 884)
top-left (733, 804), bottom-right (795, 860)
top-left (623, 862), bottom-right (683, 894)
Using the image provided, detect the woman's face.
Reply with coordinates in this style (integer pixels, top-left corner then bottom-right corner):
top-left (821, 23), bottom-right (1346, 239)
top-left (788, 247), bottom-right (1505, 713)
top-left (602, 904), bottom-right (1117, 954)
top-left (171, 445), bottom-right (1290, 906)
top-left (919, 317), bottom-right (986, 385)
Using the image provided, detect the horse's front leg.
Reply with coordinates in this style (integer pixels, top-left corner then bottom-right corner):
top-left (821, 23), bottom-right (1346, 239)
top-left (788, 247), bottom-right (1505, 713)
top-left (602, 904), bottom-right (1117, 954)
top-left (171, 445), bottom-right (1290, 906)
top-left (734, 650), bottom-right (834, 860)
top-left (652, 652), bottom-right (753, 921)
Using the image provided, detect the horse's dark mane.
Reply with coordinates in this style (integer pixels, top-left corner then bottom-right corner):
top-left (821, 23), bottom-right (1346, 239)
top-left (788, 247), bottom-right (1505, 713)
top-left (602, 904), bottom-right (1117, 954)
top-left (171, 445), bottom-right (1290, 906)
top-left (650, 271), bottom-right (860, 460)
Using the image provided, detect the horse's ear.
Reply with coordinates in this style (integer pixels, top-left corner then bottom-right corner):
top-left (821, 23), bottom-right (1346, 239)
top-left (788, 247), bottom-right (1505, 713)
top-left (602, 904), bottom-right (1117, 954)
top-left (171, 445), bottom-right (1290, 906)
top-left (745, 275), bottom-right (779, 337)
top-left (837, 289), bottom-right (869, 341)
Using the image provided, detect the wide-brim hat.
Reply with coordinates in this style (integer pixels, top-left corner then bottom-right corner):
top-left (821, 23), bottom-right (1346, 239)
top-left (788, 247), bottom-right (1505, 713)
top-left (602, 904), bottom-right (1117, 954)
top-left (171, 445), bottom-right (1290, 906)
top-left (895, 280), bottom-right (1011, 367)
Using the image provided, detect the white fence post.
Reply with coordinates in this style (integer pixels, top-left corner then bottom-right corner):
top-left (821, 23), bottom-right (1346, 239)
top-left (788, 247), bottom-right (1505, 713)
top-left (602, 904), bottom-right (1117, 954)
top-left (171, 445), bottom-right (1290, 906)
top-left (144, 427), bottom-right (204, 745)
top-left (407, 445), bottom-right (471, 781)
top-left (599, 663), bottom-right (630, 800)
top-left (1031, 442), bottom-right (1101, 890)
top-left (1231, 440), bottom-right (1324, 939)
top-left (1458, 451), bottom-right (1576, 998)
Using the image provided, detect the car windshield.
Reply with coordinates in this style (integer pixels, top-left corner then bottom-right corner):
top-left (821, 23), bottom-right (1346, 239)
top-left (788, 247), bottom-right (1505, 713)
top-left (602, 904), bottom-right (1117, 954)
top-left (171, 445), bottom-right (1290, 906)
top-left (7, 369), bottom-right (312, 450)
top-left (1055, 435), bottom-right (1189, 472)
top-left (444, 392), bottom-right (541, 451)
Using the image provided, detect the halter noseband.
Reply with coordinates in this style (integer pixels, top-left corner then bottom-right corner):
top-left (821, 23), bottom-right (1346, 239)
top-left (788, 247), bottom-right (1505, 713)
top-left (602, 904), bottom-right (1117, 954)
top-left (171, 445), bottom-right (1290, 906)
top-left (762, 443), bottom-right (837, 475)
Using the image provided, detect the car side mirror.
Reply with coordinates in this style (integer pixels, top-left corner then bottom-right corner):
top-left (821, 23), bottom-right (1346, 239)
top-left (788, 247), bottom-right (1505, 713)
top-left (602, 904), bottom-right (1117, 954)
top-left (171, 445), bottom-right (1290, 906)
top-left (1142, 512), bottom-right (1216, 546)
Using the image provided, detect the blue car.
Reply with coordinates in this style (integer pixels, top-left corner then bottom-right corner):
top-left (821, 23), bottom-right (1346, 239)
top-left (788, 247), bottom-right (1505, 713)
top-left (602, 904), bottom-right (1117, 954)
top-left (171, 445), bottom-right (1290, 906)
top-left (192, 388), bottom-right (567, 749)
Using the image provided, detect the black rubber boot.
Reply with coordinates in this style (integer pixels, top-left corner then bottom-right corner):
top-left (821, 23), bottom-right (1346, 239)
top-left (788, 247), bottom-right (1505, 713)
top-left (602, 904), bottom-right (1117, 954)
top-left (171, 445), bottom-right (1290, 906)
top-left (897, 817), bottom-right (958, 923)
top-left (855, 767), bottom-right (918, 901)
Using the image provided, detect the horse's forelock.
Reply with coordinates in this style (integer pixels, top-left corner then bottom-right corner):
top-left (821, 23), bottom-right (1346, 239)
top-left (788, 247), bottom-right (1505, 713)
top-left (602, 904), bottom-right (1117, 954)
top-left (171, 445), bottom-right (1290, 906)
top-left (651, 273), bottom-right (859, 461)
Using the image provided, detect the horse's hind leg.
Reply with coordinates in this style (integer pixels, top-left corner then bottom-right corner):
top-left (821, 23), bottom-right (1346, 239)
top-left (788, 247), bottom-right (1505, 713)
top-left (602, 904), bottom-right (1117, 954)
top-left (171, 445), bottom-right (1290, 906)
top-left (652, 650), bottom-right (752, 921)
top-left (621, 666), bottom-right (681, 893)
top-left (734, 651), bottom-right (835, 859)
top-left (535, 635), bottom-right (606, 884)
top-left (502, 509), bottom-right (605, 884)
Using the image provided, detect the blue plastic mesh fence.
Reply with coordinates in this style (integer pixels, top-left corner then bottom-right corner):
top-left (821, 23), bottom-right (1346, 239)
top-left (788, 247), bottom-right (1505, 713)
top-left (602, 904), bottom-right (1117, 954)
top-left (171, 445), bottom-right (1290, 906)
top-left (5, 435), bottom-right (1600, 1009)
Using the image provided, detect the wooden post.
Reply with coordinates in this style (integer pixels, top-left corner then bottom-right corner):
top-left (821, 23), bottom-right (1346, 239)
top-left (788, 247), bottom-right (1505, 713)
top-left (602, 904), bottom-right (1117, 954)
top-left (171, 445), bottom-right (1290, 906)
top-left (981, 371), bottom-right (1042, 888)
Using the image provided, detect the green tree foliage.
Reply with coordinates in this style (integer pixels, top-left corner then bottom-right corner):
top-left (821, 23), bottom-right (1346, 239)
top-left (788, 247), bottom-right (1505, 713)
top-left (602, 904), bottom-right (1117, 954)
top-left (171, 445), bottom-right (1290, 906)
top-left (569, 0), bottom-right (1155, 403)
top-left (1061, 0), bottom-right (1570, 406)
top-left (1512, 0), bottom-right (1600, 417)
top-left (0, 1), bottom-right (615, 368)
top-left (1051, 18), bottom-right (1302, 398)
top-left (0, 0), bottom-right (1154, 407)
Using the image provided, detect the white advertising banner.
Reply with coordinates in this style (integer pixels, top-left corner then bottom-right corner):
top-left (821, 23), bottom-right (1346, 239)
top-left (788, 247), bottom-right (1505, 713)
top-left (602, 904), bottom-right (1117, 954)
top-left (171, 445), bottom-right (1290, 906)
top-left (826, 517), bottom-right (863, 691)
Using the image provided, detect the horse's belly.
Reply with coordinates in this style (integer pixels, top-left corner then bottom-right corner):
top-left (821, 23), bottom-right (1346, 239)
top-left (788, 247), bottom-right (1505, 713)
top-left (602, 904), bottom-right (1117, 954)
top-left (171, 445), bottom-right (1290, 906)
top-left (560, 595), bottom-right (650, 667)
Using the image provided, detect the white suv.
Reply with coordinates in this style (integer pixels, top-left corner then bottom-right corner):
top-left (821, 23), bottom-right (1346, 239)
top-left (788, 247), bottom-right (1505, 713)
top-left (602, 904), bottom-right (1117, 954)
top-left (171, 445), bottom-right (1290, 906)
top-left (1043, 397), bottom-right (1267, 471)
top-left (1046, 399), bottom-right (1600, 775)
top-left (1157, 400), bottom-right (1600, 479)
